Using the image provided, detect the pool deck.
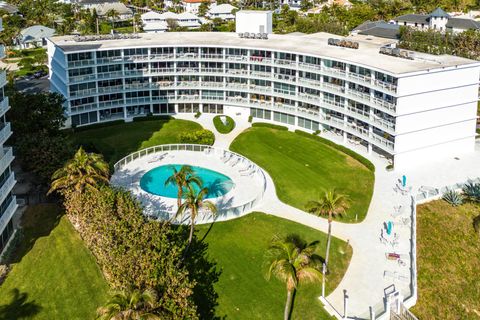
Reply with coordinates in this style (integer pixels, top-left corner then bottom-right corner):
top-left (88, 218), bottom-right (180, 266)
top-left (120, 113), bottom-right (480, 319)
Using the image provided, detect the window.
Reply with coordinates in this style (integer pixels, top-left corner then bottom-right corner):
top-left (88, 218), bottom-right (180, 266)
top-left (273, 111), bottom-right (295, 125)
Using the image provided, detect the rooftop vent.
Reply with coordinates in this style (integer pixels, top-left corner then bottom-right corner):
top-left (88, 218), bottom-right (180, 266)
top-left (327, 38), bottom-right (359, 49)
top-left (238, 32), bottom-right (268, 40)
top-left (379, 46), bottom-right (414, 60)
top-left (73, 33), bottom-right (141, 42)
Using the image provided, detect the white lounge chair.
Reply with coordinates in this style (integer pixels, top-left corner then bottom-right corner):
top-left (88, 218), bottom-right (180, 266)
top-left (147, 153), bottom-right (167, 163)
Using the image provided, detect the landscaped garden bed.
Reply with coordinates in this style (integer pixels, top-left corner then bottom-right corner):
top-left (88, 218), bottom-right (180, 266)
top-left (213, 115), bottom-right (235, 134)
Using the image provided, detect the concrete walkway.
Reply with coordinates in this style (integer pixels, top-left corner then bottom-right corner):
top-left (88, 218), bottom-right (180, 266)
top-left (165, 115), bottom-right (480, 318)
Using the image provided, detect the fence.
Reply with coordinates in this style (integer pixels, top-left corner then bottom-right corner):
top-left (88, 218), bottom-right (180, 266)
top-left (113, 144), bottom-right (268, 223)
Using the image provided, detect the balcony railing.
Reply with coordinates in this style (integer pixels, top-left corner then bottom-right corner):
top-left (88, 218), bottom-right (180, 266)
top-left (96, 57), bottom-right (124, 64)
top-left (0, 196), bottom-right (17, 236)
top-left (97, 85), bottom-right (123, 94)
top-left (98, 100), bottom-right (124, 109)
top-left (0, 70), bottom-right (6, 88)
top-left (97, 71), bottom-right (123, 80)
top-left (69, 73), bottom-right (97, 83)
top-left (0, 147), bottom-right (14, 175)
top-left (0, 123), bottom-right (12, 144)
top-left (0, 97), bottom-right (9, 116)
top-left (70, 88), bottom-right (97, 97)
top-left (68, 60), bottom-right (95, 68)
top-left (71, 103), bottom-right (98, 113)
top-left (0, 173), bottom-right (15, 204)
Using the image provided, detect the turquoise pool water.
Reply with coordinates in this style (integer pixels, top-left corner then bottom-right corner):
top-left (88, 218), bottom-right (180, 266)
top-left (140, 164), bottom-right (234, 199)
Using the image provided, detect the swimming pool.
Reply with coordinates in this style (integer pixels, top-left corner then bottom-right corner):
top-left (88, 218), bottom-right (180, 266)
top-left (140, 164), bottom-right (234, 199)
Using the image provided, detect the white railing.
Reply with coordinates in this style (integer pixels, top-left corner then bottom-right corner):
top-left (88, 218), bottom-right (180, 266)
top-left (0, 196), bottom-right (17, 235)
top-left (113, 144), bottom-right (268, 223)
top-left (0, 97), bottom-right (9, 116)
top-left (0, 70), bottom-right (7, 88)
top-left (0, 173), bottom-right (15, 205)
top-left (0, 123), bottom-right (11, 144)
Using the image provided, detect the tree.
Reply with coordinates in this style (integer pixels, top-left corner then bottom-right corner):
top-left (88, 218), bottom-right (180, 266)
top-left (264, 234), bottom-right (323, 320)
top-left (96, 288), bottom-right (161, 320)
top-left (48, 147), bottom-right (110, 195)
top-left (198, 0), bottom-right (210, 17)
top-left (164, 165), bottom-right (202, 209)
top-left (305, 189), bottom-right (348, 269)
top-left (166, 18), bottom-right (179, 31)
top-left (176, 185), bottom-right (217, 245)
top-left (105, 9), bottom-right (120, 30)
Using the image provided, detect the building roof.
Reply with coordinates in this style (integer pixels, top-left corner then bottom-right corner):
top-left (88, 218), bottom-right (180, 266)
top-left (353, 21), bottom-right (400, 40)
top-left (48, 32), bottom-right (480, 75)
top-left (0, 1), bottom-right (18, 14)
top-left (95, 2), bottom-right (133, 16)
top-left (183, 0), bottom-right (205, 3)
top-left (142, 21), bottom-right (168, 31)
top-left (429, 7), bottom-right (450, 18)
top-left (395, 13), bottom-right (429, 24)
top-left (141, 11), bottom-right (162, 20)
top-left (208, 3), bottom-right (236, 14)
top-left (20, 25), bottom-right (55, 43)
top-left (446, 17), bottom-right (480, 30)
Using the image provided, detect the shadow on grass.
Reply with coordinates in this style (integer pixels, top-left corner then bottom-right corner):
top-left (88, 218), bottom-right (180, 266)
top-left (7, 204), bottom-right (63, 264)
top-left (0, 289), bottom-right (42, 319)
top-left (181, 227), bottom-right (224, 320)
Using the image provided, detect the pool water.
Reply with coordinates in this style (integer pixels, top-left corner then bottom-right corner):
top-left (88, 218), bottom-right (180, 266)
top-left (140, 164), bottom-right (234, 199)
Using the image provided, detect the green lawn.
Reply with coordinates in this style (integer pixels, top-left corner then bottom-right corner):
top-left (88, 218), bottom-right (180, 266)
top-left (72, 118), bottom-right (203, 164)
top-left (0, 204), bottom-right (109, 319)
top-left (230, 127), bottom-right (374, 222)
top-left (411, 200), bottom-right (480, 319)
top-left (197, 212), bottom-right (351, 319)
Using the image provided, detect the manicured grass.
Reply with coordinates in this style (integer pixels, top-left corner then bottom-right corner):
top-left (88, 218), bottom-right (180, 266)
top-left (213, 115), bottom-right (235, 134)
top-left (230, 127), bottom-right (374, 222)
top-left (197, 212), bottom-right (351, 319)
top-left (411, 200), bottom-right (480, 319)
top-left (72, 119), bottom-right (203, 164)
top-left (0, 204), bottom-right (109, 319)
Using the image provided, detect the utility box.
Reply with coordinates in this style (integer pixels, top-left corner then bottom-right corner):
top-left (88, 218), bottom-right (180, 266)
top-left (235, 10), bottom-right (273, 34)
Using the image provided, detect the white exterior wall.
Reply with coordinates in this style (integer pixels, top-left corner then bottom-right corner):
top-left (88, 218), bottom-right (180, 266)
top-left (235, 11), bottom-right (272, 34)
top-left (47, 36), bottom-right (480, 170)
top-left (393, 66), bottom-right (480, 169)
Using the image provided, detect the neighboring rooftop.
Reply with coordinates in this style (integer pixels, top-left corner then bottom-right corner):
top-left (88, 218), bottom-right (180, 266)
top-left (353, 21), bottom-right (400, 40)
top-left (20, 25), bottom-right (55, 43)
top-left (429, 7), bottom-right (450, 18)
top-left (48, 31), bottom-right (479, 75)
top-left (395, 13), bottom-right (429, 24)
top-left (446, 17), bottom-right (480, 29)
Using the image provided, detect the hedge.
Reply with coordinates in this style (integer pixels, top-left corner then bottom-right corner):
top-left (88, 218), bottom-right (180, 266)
top-left (251, 122), bottom-right (289, 131)
top-left (294, 130), bottom-right (375, 172)
top-left (179, 129), bottom-right (215, 145)
top-left (213, 115), bottom-right (235, 134)
top-left (132, 115), bottom-right (173, 122)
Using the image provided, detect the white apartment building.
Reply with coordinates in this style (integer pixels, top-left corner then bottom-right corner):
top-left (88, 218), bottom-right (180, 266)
top-left (0, 20), bottom-right (18, 256)
top-left (141, 11), bottom-right (202, 30)
top-left (47, 30), bottom-right (480, 170)
top-left (207, 3), bottom-right (237, 21)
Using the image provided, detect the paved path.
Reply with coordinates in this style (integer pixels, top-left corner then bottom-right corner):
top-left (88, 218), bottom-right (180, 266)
top-left (171, 115), bottom-right (480, 318)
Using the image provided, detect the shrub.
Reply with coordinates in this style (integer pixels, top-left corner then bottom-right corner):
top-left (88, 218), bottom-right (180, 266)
top-left (179, 129), bottom-right (215, 145)
top-left (252, 122), bottom-right (289, 131)
top-left (294, 130), bottom-right (375, 172)
top-left (132, 115), bottom-right (173, 122)
top-left (194, 111), bottom-right (201, 118)
top-left (213, 115), bottom-right (235, 134)
top-left (385, 164), bottom-right (394, 171)
top-left (248, 115), bottom-right (253, 123)
top-left (442, 189), bottom-right (464, 207)
top-left (313, 130), bottom-right (321, 136)
top-left (0, 265), bottom-right (9, 285)
top-left (473, 215), bottom-right (480, 235)
top-left (462, 182), bottom-right (480, 202)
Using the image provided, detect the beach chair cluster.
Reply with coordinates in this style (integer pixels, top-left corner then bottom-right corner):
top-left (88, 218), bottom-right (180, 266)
top-left (220, 152), bottom-right (258, 178)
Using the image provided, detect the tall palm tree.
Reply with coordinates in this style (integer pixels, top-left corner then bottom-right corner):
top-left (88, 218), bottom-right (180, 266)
top-left (106, 9), bottom-right (120, 30)
top-left (265, 234), bottom-right (323, 320)
top-left (96, 288), bottom-right (160, 320)
top-left (164, 165), bottom-right (202, 208)
top-left (176, 185), bottom-right (217, 245)
top-left (305, 189), bottom-right (349, 269)
top-left (48, 147), bottom-right (110, 195)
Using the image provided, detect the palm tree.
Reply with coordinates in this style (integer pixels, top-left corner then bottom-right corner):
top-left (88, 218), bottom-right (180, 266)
top-left (164, 165), bottom-right (202, 208)
top-left (96, 288), bottom-right (160, 320)
top-left (305, 189), bottom-right (349, 269)
top-left (48, 147), bottom-right (110, 195)
top-left (176, 185), bottom-right (217, 245)
top-left (265, 234), bottom-right (323, 320)
top-left (105, 9), bottom-right (120, 30)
